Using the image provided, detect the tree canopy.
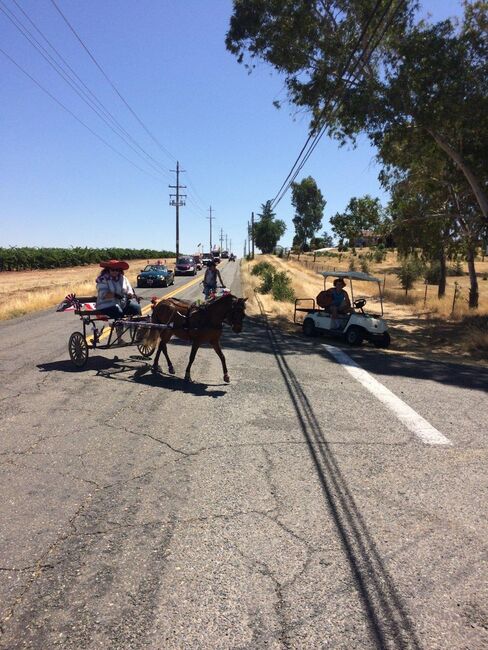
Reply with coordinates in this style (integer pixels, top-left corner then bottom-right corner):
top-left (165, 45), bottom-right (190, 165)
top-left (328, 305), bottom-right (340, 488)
top-left (227, 1), bottom-right (488, 221)
top-left (330, 195), bottom-right (384, 251)
top-left (290, 176), bottom-right (326, 249)
top-left (254, 201), bottom-right (287, 253)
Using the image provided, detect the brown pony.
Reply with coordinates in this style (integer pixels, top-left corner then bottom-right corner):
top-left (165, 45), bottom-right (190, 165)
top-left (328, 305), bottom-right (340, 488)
top-left (143, 293), bottom-right (247, 382)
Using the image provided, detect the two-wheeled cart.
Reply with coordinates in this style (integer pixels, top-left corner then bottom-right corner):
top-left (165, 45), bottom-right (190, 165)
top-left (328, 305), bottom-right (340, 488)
top-left (58, 295), bottom-right (158, 368)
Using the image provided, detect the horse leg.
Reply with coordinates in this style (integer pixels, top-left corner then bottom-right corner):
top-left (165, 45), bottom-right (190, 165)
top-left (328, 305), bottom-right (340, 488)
top-left (184, 341), bottom-right (200, 382)
top-left (161, 338), bottom-right (175, 375)
top-left (153, 332), bottom-right (175, 375)
top-left (211, 339), bottom-right (229, 383)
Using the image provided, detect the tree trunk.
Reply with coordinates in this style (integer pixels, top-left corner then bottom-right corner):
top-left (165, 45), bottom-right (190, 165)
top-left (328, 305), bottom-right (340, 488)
top-left (466, 245), bottom-right (479, 309)
top-left (427, 129), bottom-right (488, 223)
top-left (438, 249), bottom-right (447, 298)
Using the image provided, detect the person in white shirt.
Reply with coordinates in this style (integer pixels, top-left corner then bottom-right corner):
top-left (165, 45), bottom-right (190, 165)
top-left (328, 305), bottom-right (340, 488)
top-left (95, 259), bottom-right (141, 319)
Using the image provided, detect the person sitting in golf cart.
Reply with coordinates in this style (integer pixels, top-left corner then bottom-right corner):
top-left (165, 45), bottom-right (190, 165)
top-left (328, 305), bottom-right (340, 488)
top-left (95, 259), bottom-right (141, 319)
top-left (316, 278), bottom-right (353, 325)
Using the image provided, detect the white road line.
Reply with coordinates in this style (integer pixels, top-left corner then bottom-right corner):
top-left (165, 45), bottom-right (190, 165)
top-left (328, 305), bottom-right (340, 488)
top-left (324, 344), bottom-right (452, 446)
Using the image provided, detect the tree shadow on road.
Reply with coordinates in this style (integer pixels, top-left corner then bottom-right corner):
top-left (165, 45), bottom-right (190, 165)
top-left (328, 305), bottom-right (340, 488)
top-left (222, 315), bottom-right (488, 393)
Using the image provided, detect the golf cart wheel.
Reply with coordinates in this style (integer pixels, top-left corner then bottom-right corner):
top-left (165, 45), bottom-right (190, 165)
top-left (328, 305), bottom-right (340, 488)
top-left (69, 332), bottom-right (89, 368)
top-left (137, 343), bottom-right (156, 358)
top-left (374, 332), bottom-right (391, 349)
top-left (303, 318), bottom-right (316, 337)
top-left (345, 326), bottom-right (364, 346)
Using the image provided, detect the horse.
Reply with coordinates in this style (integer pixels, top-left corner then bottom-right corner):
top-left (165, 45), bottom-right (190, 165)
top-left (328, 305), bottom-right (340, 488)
top-left (142, 293), bottom-right (247, 383)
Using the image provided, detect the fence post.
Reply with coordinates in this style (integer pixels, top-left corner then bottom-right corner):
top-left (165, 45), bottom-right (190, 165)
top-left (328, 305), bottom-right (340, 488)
top-left (451, 281), bottom-right (459, 317)
top-left (383, 274), bottom-right (387, 292)
top-left (423, 280), bottom-right (428, 308)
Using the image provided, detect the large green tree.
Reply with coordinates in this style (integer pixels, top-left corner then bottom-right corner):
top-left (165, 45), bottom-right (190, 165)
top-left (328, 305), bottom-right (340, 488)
top-left (330, 195), bottom-right (384, 252)
top-left (254, 200), bottom-right (287, 253)
top-left (226, 1), bottom-right (488, 221)
top-left (291, 176), bottom-right (326, 250)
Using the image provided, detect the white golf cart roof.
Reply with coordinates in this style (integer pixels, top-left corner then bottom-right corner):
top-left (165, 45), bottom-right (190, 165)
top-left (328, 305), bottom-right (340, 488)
top-left (319, 270), bottom-right (384, 314)
top-left (319, 270), bottom-right (381, 283)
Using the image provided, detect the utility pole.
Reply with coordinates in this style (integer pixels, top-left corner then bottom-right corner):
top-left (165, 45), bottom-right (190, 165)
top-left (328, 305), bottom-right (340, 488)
top-left (229, 238), bottom-right (232, 254)
top-left (169, 161), bottom-right (186, 261)
top-left (251, 211), bottom-right (255, 260)
top-left (219, 228), bottom-right (224, 253)
top-left (247, 221), bottom-right (250, 259)
top-left (207, 206), bottom-right (215, 252)
top-left (225, 234), bottom-right (228, 251)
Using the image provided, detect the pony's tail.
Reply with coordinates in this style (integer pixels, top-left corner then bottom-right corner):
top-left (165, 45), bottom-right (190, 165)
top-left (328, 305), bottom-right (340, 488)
top-left (142, 320), bottom-right (160, 348)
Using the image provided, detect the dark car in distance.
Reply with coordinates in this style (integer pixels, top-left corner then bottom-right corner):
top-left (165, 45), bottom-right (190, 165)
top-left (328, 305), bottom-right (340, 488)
top-left (221, 251), bottom-right (229, 259)
top-left (137, 264), bottom-right (174, 288)
top-left (201, 253), bottom-right (214, 266)
top-left (174, 256), bottom-right (197, 276)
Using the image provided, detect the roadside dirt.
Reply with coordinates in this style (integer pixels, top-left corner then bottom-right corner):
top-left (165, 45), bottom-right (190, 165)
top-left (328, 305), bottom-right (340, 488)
top-left (241, 255), bottom-right (488, 368)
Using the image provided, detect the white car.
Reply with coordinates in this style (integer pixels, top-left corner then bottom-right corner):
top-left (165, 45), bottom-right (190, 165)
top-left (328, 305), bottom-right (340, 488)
top-left (295, 271), bottom-right (391, 348)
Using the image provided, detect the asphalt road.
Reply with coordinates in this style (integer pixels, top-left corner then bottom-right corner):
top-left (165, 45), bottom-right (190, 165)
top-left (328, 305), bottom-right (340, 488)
top-left (0, 260), bottom-right (487, 649)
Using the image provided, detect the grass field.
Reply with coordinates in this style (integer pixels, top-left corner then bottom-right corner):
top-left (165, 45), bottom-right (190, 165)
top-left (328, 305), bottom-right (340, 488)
top-left (0, 258), bottom-right (175, 321)
top-left (241, 251), bottom-right (488, 364)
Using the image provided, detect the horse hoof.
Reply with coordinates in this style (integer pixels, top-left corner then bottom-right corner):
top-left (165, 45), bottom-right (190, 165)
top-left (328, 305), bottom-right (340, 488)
top-left (184, 374), bottom-right (191, 382)
top-left (168, 366), bottom-right (175, 375)
top-left (151, 365), bottom-right (162, 375)
top-left (223, 374), bottom-right (230, 383)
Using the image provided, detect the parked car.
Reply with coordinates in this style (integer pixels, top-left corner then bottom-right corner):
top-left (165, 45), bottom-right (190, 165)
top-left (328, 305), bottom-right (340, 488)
top-left (193, 255), bottom-right (203, 270)
top-left (174, 256), bottom-right (197, 276)
top-left (137, 264), bottom-right (174, 288)
top-left (202, 253), bottom-right (214, 266)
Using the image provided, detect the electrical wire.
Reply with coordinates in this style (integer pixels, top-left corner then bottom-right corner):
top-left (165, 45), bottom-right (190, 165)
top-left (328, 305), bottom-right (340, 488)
top-left (0, 0), bottom-right (173, 182)
top-left (50, 0), bottom-right (176, 165)
top-left (0, 45), bottom-right (164, 183)
top-left (270, 0), bottom-right (404, 208)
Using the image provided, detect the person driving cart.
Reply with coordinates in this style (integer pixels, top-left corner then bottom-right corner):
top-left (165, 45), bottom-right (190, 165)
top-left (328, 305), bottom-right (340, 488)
top-left (203, 260), bottom-right (224, 299)
top-left (95, 259), bottom-right (141, 319)
top-left (316, 277), bottom-right (352, 327)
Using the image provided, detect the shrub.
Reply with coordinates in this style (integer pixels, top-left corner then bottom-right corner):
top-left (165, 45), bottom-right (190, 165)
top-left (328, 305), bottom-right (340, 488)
top-left (424, 261), bottom-right (441, 284)
top-left (251, 261), bottom-right (274, 276)
top-left (259, 269), bottom-right (275, 294)
top-left (271, 271), bottom-right (295, 302)
top-left (397, 257), bottom-right (424, 292)
top-left (449, 257), bottom-right (464, 276)
top-left (348, 258), bottom-right (357, 271)
top-left (360, 257), bottom-right (370, 274)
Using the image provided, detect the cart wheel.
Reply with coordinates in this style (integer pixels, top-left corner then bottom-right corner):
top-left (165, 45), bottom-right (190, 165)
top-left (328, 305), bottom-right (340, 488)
top-left (69, 332), bottom-right (89, 367)
top-left (137, 343), bottom-right (155, 358)
top-left (373, 332), bottom-right (391, 349)
top-left (345, 326), bottom-right (364, 346)
top-left (303, 318), bottom-right (316, 337)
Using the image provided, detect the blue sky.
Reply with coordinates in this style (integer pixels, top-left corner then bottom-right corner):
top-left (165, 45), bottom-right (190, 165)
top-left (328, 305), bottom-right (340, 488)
top-left (1, 0), bottom-right (463, 255)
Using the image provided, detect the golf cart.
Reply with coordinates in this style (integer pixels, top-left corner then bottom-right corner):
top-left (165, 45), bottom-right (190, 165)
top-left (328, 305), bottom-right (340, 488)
top-left (294, 270), bottom-right (391, 348)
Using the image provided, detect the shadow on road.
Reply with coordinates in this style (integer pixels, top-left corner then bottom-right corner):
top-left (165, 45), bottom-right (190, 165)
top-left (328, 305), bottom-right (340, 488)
top-left (263, 321), bottom-right (422, 649)
top-left (37, 356), bottom-right (121, 373)
top-left (222, 315), bottom-right (488, 393)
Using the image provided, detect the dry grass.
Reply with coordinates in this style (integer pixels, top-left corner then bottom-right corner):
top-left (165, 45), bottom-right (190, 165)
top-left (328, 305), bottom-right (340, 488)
top-left (242, 252), bottom-right (488, 365)
top-left (0, 258), bottom-right (175, 321)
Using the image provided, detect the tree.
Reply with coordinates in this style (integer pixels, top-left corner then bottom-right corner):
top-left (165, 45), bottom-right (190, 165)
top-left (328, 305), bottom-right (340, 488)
top-left (330, 195), bottom-right (383, 252)
top-left (310, 231), bottom-right (334, 250)
top-left (226, 1), bottom-right (488, 222)
top-left (290, 176), bottom-right (326, 250)
top-left (253, 201), bottom-right (287, 254)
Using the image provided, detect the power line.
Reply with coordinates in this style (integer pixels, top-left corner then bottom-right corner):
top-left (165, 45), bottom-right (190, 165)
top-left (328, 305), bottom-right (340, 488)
top-left (0, 0), bottom-right (173, 182)
top-left (50, 0), bottom-right (176, 164)
top-left (270, 0), bottom-right (402, 208)
top-left (0, 45), bottom-right (164, 183)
